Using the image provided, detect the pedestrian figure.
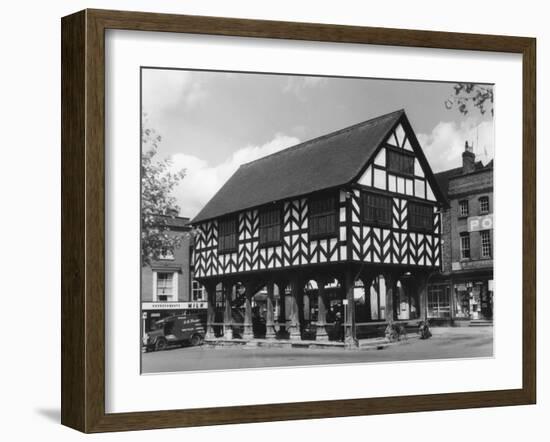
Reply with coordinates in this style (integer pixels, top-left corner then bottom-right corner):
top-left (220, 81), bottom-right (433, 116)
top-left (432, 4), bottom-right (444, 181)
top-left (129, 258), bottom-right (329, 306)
top-left (334, 312), bottom-right (343, 341)
top-left (418, 320), bottom-right (432, 339)
top-left (385, 320), bottom-right (399, 342)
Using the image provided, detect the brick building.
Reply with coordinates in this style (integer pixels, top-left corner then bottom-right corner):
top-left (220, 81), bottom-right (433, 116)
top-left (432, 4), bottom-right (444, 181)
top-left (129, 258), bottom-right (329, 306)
top-left (430, 142), bottom-right (494, 324)
top-left (141, 215), bottom-right (207, 336)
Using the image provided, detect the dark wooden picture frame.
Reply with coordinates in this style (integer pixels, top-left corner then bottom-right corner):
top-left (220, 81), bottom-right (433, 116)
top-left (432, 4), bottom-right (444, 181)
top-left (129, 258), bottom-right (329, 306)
top-left (61, 9), bottom-right (536, 433)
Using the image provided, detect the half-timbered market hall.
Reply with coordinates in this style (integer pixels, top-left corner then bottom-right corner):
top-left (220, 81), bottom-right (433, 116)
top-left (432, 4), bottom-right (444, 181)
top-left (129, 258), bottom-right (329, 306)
top-left (191, 110), bottom-right (447, 347)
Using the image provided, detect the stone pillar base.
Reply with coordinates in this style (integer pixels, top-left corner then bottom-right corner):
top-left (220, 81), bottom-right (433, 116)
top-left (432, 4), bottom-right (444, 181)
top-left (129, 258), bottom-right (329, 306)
top-left (243, 324), bottom-right (253, 340)
top-left (345, 336), bottom-right (359, 348)
top-left (265, 324), bottom-right (276, 339)
top-left (205, 329), bottom-right (216, 340)
top-left (316, 324), bottom-right (329, 341)
top-left (288, 324), bottom-right (301, 340)
top-left (223, 326), bottom-right (233, 340)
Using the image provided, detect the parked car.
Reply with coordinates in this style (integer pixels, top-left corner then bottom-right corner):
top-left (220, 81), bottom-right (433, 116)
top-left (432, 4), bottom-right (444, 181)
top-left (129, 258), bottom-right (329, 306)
top-left (143, 314), bottom-right (205, 351)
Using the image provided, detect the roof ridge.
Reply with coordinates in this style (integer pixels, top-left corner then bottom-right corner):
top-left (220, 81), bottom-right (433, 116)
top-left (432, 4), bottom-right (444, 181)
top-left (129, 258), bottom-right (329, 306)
top-left (240, 109), bottom-right (404, 168)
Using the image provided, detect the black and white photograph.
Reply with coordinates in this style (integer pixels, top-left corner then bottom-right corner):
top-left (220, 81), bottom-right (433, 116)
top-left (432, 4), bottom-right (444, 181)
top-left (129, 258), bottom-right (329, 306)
top-left (140, 68), bottom-right (495, 374)
top-left (3, 0), bottom-right (544, 438)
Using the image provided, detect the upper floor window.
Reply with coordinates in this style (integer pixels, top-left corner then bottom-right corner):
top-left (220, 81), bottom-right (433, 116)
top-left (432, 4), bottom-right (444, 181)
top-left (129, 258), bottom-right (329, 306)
top-left (155, 272), bottom-right (175, 301)
top-left (362, 192), bottom-right (391, 226)
top-left (460, 232), bottom-right (470, 259)
top-left (218, 217), bottom-right (237, 253)
top-left (259, 206), bottom-right (282, 246)
top-left (192, 280), bottom-right (205, 301)
top-left (387, 149), bottom-right (414, 175)
top-left (309, 194), bottom-right (337, 239)
top-left (459, 200), bottom-right (469, 217)
top-left (158, 248), bottom-right (175, 261)
top-left (408, 202), bottom-right (433, 232)
top-left (480, 230), bottom-right (492, 258)
top-left (479, 196), bottom-right (490, 214)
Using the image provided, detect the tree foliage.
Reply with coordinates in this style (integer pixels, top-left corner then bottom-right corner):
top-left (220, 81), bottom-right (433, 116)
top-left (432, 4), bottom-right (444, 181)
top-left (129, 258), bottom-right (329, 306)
top-left (141, 116), bottom-right (186, 266)
top-left (445, 83), bottom-right (494, 116)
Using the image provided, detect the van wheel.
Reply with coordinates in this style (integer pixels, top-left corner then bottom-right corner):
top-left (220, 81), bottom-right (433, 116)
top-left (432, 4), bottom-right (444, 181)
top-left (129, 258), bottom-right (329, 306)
top-left (190, 334), bottom-right (202, 347)
top-left (155, 338), bottom-right (167, 351)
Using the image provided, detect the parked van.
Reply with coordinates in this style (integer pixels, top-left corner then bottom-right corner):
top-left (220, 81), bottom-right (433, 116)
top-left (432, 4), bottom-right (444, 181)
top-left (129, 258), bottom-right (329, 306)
top-left (143, 314), bottom-right (205, 351)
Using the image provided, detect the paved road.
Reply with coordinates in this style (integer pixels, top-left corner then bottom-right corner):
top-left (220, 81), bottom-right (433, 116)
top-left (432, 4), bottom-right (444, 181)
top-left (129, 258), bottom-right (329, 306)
top-left (141, 327), bottom-right (493, 374)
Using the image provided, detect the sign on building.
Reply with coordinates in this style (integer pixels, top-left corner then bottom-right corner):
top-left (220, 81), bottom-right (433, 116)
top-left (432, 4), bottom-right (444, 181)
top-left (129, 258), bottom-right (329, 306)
top-left (141, 302), bottom-right (208, 310)
top-left (468, 214), bottom-right (493, 232)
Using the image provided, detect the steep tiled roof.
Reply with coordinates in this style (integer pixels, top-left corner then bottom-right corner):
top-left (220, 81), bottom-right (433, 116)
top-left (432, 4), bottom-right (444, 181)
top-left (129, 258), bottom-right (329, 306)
top-left (192, 110), bottom-right (405, 223)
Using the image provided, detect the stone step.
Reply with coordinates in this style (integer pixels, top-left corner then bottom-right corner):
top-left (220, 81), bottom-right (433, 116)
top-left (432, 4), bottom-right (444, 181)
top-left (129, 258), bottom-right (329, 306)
top-left (469, 320), bottom-right (493, 327)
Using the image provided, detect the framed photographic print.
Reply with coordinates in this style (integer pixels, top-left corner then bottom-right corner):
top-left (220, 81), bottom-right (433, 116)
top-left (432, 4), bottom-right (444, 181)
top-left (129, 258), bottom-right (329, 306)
top-left (61, 9), bottom-right (536, 433)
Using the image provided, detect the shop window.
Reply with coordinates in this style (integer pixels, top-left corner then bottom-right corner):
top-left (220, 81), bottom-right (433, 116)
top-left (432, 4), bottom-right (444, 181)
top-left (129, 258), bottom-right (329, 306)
top-left (454, 285), bottom-right (471, 319)
top-left (155, 272), bottom-right (175, 301)
top-left (259, 206), bottom-right (282, 245)
top-left (460, 232), bottom-right (471, 259)
top-left (218, 217), bottom-right (237, 253)
top-left (427, 285), bottom-right (450, 318)
top-left (309, 194), bottom-right (337, 239)
top-left (387, 149), bottom-right (414, 175)
top-left (479, 196), bottom-right (490, 214)
top-left (459, 200), bottom-right (469, 217)
top-left (480, 230), bottom-right (492, 258)
top-left (408, 202), bottom-right (433, 232)
top-left (361, 192), bottom-right (391, 226)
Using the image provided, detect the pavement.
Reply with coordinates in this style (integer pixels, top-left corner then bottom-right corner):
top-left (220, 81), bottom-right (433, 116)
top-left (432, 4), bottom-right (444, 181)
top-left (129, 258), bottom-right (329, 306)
top-left (141, 326), bottom-right (493, 374)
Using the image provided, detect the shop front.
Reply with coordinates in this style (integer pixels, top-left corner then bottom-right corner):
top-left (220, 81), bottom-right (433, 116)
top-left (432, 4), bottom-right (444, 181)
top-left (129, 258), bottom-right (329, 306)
top-left (452, 278), bottom-right (493, 321)
top-left (427, 273), bottom-right (493, 324)
top-left (141, 301), bottom-right (208, 339)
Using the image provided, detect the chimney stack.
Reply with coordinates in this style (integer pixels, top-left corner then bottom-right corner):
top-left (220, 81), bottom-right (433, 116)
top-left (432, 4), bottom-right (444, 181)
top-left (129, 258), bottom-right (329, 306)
top-left (462, 141), bottom-right (476, 174)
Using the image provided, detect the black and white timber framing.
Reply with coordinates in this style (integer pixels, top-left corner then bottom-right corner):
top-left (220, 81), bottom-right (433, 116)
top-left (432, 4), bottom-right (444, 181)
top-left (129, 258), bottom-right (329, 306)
top-left (190, 110), bottom-right (447, 346)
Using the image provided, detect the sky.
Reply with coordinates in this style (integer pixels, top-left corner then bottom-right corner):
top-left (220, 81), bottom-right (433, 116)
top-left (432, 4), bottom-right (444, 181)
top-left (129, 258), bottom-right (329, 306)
top-left (142, 68), bottom-right (494, 219)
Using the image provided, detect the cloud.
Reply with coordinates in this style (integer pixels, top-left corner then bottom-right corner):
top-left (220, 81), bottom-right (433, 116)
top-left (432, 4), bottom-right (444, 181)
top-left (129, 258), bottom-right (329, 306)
top-left (141, 70), bottom-right (206, 114)
top-left (282, 76), bottom-right (327, 100)
top-left (169, 134), bottom-right (300, 218)
top-left (417, 119), bottom-right (494, 173)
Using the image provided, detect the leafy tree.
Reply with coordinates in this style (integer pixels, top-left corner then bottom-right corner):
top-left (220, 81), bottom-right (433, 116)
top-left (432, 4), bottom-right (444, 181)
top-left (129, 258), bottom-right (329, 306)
top-left (141, 115), bottom-right (186, 266)
top-left (445, 83), bottom-right (494, 116)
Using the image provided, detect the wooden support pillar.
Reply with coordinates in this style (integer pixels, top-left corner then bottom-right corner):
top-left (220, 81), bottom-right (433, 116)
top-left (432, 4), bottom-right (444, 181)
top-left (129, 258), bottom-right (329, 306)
top-left (205, 282), bottom-right (217, 340)
top-left (223, 283), bottom-right (233, 340)
top-left (344, 270), bottom-right (358, 347)
top-left (243, 282), bottom-right (254, 340)
top-left (316, 279), bottom-right (329, 342)
top-left (417, 273), bottom-right (429, 322)
top-left (277, 282), bottom-right (286, 333)
top-left (288, 279), bottom-right (302, 340)
top-left (265, 283), bottom-right (276, 339)
top-left (362, 276), bottom-right (373, 321)
top-left (298, 289), bottom-right (305, 334)
top-left (385, 273), bottom-right (397, 323)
